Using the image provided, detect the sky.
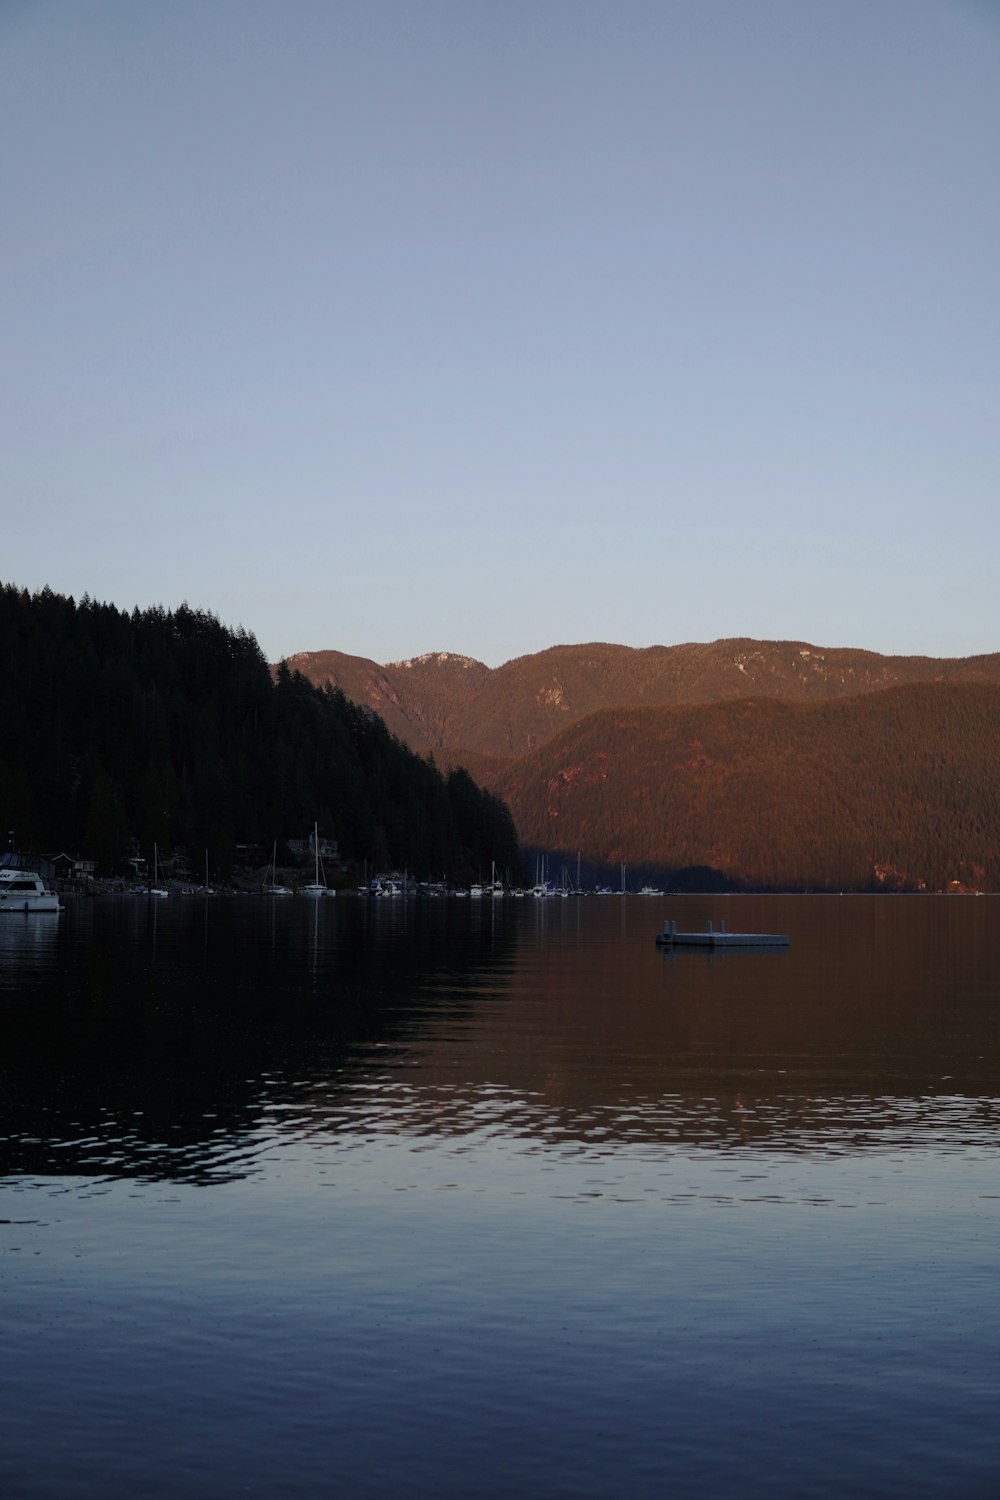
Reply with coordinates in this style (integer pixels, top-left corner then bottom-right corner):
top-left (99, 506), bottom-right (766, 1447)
top-left (2, 0), bottom-right (998, 668)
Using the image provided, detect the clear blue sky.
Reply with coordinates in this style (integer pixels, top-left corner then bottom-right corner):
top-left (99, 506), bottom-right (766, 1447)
top-left (3, 0), bottom-right (998, 667)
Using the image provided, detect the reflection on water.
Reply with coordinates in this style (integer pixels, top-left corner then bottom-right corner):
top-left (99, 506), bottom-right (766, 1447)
top-left (1, 895), bottom-right (521, 1184)
top-left (3, 894), bottom-right (1000, 1182)
top-left (2, 895), bottom-right (1000, 1498)
top-left (0, 910), bottom-right (60, 963)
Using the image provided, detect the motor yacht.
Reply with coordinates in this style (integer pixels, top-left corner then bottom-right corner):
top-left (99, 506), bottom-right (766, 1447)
top-left (0, 867), bottom-right (62, 913)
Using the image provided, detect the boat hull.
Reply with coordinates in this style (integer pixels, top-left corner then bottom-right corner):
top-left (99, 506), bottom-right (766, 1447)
top-left (0, 893), bottom-right (61, 914)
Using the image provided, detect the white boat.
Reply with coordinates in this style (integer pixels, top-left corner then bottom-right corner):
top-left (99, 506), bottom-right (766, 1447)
top-left (263, 842), bottom-right (293, 896)
top-left (0, 867), bottom-right (62, 914)
top-left (638, 886), bottom-right (664, 897)
top-left (149, 843), bottom-right (169, 898)
top-left (299, 821), bottom-right (333, 898)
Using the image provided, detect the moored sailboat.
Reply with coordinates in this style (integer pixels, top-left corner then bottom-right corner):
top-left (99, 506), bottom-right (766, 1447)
top-left (263, 842), bottom-right (293, 896)
top-left (150, 843), bottom-right (169, 898)
top-left (299, 821), bottom-right (333, 897)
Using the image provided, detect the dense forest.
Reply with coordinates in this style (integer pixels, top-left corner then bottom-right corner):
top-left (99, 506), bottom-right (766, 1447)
top-left (494, 684), bottom-right (1000, 892)
top-left (0, 583), bottom-right (520, 882)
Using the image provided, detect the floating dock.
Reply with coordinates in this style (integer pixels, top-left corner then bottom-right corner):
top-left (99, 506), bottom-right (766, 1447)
top-left (656, 919), bottom-right (789, 949)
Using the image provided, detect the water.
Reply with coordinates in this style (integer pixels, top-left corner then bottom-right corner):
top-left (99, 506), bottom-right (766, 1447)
top-left (2, 894), bottom-right (1000, 1498)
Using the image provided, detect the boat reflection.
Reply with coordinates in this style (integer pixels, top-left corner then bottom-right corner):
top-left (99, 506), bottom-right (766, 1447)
top-left (0, 910), bottom-right (61, 968)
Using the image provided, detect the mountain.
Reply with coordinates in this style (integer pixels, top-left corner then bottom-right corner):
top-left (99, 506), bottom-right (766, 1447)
top-left (283, 638), bottom-right (1000, 891)
top-left (492, 682), bottom-right (1000, 892)
top-left (283, 648), bottom-right (490, 754)
top-left (284, 639), bottom-right (1000, 765)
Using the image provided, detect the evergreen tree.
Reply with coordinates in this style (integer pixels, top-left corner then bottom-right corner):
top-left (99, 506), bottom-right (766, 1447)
top-left (0, 581), bottom-right (522, 882)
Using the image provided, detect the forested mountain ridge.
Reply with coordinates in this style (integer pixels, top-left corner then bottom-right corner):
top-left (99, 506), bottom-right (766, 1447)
top-left (10, 581), bottom-right (995, 891)
top-left (492, 682), bottom-right (1000, 892)
top-left (283, 648), bottom-right (490, 754)
top-left (0, 584), bottom-right (519, 881)
top-left (285, 639), bottom-right (1000, 764)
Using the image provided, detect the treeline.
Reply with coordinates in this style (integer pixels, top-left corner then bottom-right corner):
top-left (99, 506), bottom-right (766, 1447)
top-left (0, 583), bottom-right (520, 881)
top-left (494, 684), bottom-right (1000, 891)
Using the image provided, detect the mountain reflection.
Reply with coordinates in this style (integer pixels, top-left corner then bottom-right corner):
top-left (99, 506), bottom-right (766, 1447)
top-left (2, 895), bottom-right (999, 1183)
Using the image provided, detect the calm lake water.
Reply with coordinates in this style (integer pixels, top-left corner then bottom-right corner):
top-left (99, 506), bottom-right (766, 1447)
top-left (2, 893), bottom-right (1000, 1498)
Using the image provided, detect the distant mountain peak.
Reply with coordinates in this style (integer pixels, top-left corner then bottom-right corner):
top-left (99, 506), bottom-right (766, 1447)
top-left (389, 651), bottom-right (483, 671)
top-left (283, 638), bottom-right (1000, 773)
